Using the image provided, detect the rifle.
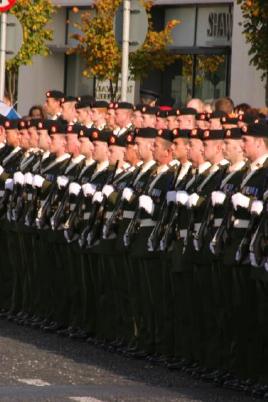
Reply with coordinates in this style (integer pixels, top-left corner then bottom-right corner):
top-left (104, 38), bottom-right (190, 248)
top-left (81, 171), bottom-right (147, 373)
top-left (50, 186), bottom-right (71, 230)
top-left (235, 211), bottom-right (260, 264)
top-left (209, 194), bottom-right (233, 256)
top-left (63, 189), bottom-right (84, 242)
top-left (36, 155), bottom-right (72, 229)
top-left (24, 153), bottom-right (43, 227)
top-left (0, 188), bottom-right (12, 218)
top-left (87, 161), bottom-right (119, 247)
top-left (147, 167), bottom-right (180, 252)
top-left (6, 181), bottom-right (22, 222)
top-left (192, 165), bottom-right (229, 252)
top-left (102, 165), bottom-right (142, 240)
top-left (78, 162), bottom-right (118, 248)
top-left (123, 167), bottom-right (156, 248)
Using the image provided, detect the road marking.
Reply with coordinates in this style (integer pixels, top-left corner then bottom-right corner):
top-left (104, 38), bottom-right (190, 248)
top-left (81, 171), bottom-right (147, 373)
top-left (17, 378), bottom-right (51, 387)
top-left (70, 398), bottom-right (102, 402)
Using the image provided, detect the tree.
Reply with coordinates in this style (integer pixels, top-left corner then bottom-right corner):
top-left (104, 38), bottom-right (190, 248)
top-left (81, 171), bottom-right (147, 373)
top-left (6, 0), bottom-right (55, 104)
top-left (237, 0), bottom-right (268, 80)
top-left (69, 0), bottom-right (180, 100)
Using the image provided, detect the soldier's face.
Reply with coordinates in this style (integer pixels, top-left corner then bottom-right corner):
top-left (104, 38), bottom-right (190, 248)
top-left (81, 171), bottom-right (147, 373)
top-left (155, 117), bottom-right (168, 130)
top-left (50, 134), bottom-right (66, 154)
top-left (6, 129), bottom-right (20, 147)
top-left (171, 138), bottom-right (188, 161)
top-left (124, 144), bottom-right (138, 165)
top-left (153, 137), bottom-right (170, 163)
top-left (223, 139), bottom-right (243, 163)
top-left (19, 129), bottom-right (31, 149)
top-left (38, 130), bottom-right (51, 151)
top-left (178, 115), bottom-right (196, 130)
top-left (132, 111), bottom-right (143, 129)
top-left (28, 127), bottom-right (39, 148)
top-left (166, 116), bottom-right (178, 130)
top-left (66, 134), bottom-right (81, 155)
top-left (135, 137), bottom-right (154, 161)
top-left (142, 114), bottom-right (156, 128)
top-left (44, 97), bottom-right (60, 115)
top-left (197, 120), bottom-right (209, 130)
top-left (209, 118), bottom-right (222, 130)
top-left (62, 102), bottom-right (77, 123)
top-left (108, 145), bottom-right (125, 165)
top-left (188, 138), bottom-right (204, 166)
top-left (79, 137), bottom-right (94, 157)
top-left (77, 108), bottom-right (92, 125)
top-left (106, 109), bottom-right (116, 129)
top-left (92, 141), bottom-right (108, 162)
top-left (241, 135), bottom-right (259, 161)
top-left (115, 109), bottom-right (131, 128)
top-left (91, 108), bottom-right (106, 124)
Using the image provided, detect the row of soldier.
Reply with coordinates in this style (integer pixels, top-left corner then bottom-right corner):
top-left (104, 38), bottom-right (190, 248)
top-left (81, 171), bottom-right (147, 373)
top-left (1, 90), bottom-right (268, 396)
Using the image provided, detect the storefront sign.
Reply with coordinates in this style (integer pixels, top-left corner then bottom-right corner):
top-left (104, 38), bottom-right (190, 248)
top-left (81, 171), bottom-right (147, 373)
top-left (197, 6), bottom-right (233, 47)
top-left (95, 76), bottom-right (137, 103)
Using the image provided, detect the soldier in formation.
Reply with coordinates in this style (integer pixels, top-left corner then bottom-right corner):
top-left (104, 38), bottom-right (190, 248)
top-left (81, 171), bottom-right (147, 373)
top-left (1, 91), bottom-right (268, 398)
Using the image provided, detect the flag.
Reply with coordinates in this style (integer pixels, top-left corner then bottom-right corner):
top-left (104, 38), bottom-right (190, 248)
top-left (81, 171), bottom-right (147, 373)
top-left (0, 101), bottom-right (21, 120)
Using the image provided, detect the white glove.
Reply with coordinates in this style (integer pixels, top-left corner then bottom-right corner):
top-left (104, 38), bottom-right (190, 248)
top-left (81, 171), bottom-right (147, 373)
top-left (69, 182), bottom-right (81, 196)
top-left (102, 184), bottom-right (114, 198)
top-left (232, 192), bottom-right (250, 210)
top-left (250, 200), bottom-right (263, 216)
top-left (122, 187), bottom-right (133, 202)
top-left (24, 172), bottom-right (34, 186)
top-left (57, 175), bottom-right (69, 189)
top-left (187, 192), bottom-right (199, 208)
top-left (176, 190), bottom-right (189, 206)
top-left (13, 171), bottom-right (25, 186)
top-left (5, 178), bottom-right (14, 191)
top-left (166, 191), bottom-right (176, 204)
top-left (139, 195), bottom-right (154, 215)
top-left (211, 191), bottom-right (226, 206)
top-left (0, 165), bottom-right (3, 176)
top-left (82, 183), bottom-right (96, 197)
top-left (33, 174), bottom-right (45, 188)
top-left (92, 191), bottom-right (104, 203)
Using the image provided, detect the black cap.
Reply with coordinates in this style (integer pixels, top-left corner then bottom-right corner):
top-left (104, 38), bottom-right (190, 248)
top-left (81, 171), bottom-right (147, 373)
top-left (76, 97), bottom-right (93, 109)
top-left (180, 107), bottom-right (197, 116)
top-left (114, 102), bottom-right (133, 110)
top-left (189, 128), bottom-right (203, 139)
top-left (18, 120), bottom-right (29, 130)
top-left (90, 129), bottom-right (110, 142)
top-left (238, 113), bottom-right (259, 125)
top-left (156, 96), bottom-right (175, 109)
top-left (221, 114), bottom-right (239, 125)
top-left (92, 101), bottom-right (109, 109)
top-left (196, 112), bottom-right (207, 121)
top-left (108, 132), bottom-right (130, 147)
top-left (209, 111), bottom-right (226, 119)
top-left (166, 108), bottom-right (180, 117)
top-left (242, 122), bottom-right (268, 138)
top-left (133, 104), bottom-right (144, 112)
top-left (78, 127), bottom-right (96, 140)
top-left (28, 119), bottom-right (43, 128)
top-left (156, 110), bottom-right (168, 118)
top-left (126, 132), bottom-right (136, 145)
top-left (135, 127), bottom-right (157, 139)
top-left (4, 120), bottom-right (20, 130)
top-left (157, 129), bottom-right (173, 143)
top-left (108, 102), bottom-right (116, 110)
top-left (141, 105), bottom-right (158, 115)
top-left (49, 122), bottom-right (67, 135)
top-left (202, 129), bottom-right (225, 140)
top-left (66, 124), bottom-right (83, 135)
top-left (172, 128), bottom-right (191, 139)
top-left (37, 120), bottom-right (55, 131)
top-left (61, 96), bottom-right (77, 104)
top-left (224, 127), bottom-right (242, 139)
top-left (140, 88), bottom-right (159, 100)
top-left (46, 90), bottom-right (64, 100)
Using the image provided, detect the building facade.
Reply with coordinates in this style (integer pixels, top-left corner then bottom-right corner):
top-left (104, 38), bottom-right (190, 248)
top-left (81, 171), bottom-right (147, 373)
top-left (17, 0), bottom-right (267, 115)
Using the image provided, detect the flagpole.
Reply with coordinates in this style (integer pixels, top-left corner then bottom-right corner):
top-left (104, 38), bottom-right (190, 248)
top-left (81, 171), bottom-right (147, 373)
top-left (0, 12), bottom-right (7, 101)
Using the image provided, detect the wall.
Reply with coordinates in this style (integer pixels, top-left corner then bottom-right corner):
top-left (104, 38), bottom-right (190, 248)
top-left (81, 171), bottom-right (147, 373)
top-left (230, 2), bottom-right (266, 107)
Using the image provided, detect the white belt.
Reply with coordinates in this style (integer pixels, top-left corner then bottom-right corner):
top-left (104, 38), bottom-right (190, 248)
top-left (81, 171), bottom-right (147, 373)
top-left (27, 194), bottom-right (33, 201)
top-left (233, 219), bottom-right (249, 229)
top-left (194, 223), bottom-right (201, 232)
top-left (123, 210), bottom-right (134, 219)
top-left (214, 218), bottom-right (223, 228)
top-left (140, 219), bottom-right (156, 227)
top-left (179, 229), bottom-right (187, 239)
top-left (0, 190), bottom-right (4, 197)
top-left (70, 203), bottom-right (75, 211)
top-left (105, 211), bottom-right (113, 219)
top-left (40, 200), bottom-right (45, 207)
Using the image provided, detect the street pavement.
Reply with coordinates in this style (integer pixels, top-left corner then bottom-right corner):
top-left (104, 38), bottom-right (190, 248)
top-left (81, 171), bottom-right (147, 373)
top-left (0, 319), bottom-right (258, 402)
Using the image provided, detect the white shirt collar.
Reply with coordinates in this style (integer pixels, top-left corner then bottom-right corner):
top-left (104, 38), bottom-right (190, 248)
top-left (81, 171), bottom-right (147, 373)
top-left (55, 153), bottom-right (70, 163)
top-left (85, 158), bottom-right (95, 166)
top-left (96, 160), bottom-right (109, 172)
top-left (71, 154), bottom-right (85, 164)
top-left (198, 161), bottom-right (211, 174)
top-left (250, 153), bottom-right (268, 171)
top-left (228, 160), bottom-right (246, 172)
top-left (140, 159), bottom-right (156, 173)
